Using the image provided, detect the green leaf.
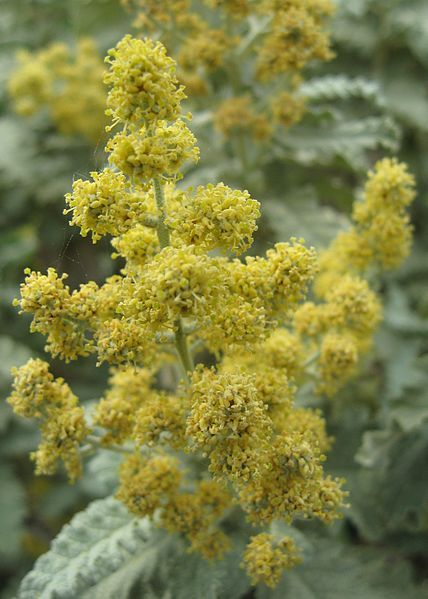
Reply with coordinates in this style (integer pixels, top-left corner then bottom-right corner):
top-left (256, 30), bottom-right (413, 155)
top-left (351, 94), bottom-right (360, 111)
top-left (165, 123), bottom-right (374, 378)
top-left (81, 552), bottom-right (155, 599)
top-left (0, 335), bottom-right (32, 394)
top-left (20, 492), bottom-right (253, 599)
top-left (0, 464), bottom-right (26, 564)
top-left (300, 76), bottom-right (386, 109)
top-left (274, 116), bottom-right (400, 169)
top-left (256, 537), bottom-right (424, 599)
top-left (160, 534), bottom-right (251, 599)
top-left (262, 189), bottom-right (348, 249)
top-left (352, 421), bottom-right (428, 537)
top-left (17, 497), bottom-right (159, 599)
top-left (80, 450), bottom-right (122, 498)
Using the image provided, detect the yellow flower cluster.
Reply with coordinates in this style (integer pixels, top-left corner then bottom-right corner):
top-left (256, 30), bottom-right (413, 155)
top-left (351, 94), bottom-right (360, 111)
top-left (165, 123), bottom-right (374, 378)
top-left (205, 0), bottom-right (250, 16)
top-left (242, 533), bottom-right (301, 588)
top-left (13, 268), bottom-right (95, 361)
top-left (214, 96), bottom-right (272, 142)
top-left (161, 479), bottom-right (232, 559)
top-left (64, 168), bottom-right (154, 242)
top-left (8, 359), bottom-right (89, 481)
top-left (316, 158), bottom-right (416, 294)
top-left (8, 39), bottom-right (106, 143)
top-left (186, 368), bottom-right (271, 460)
top-left (185, 364), bottom-right (345, 529)
top-left (166, 183), bottom-right (261, 254)
top-left (104, 35), bottom-right (186, 126)
top-left (122, 0), bottom-right (190, 32)
top-left (117, 452), bottom-right (182, 517)
top-left (179, 30), bottom-right (237, 72)
top-left (271, 91), bottom-right (307, 129)
top-left (295, 276), bottom-right (382, 397)
top-left (291, 159), bottom-right (416, 398)
top-left (256, 0), bottom-right (335, 81)
top-left (106, 120), bottom-right (199, 182)
top-left (111, 225), bottom-right (160, 274)
top-left (123, 0), bottom-right (336, 145)
top-left (93, 367), bottom-right (154, 444)
top-left (9, 35), bottom-right (416, 589)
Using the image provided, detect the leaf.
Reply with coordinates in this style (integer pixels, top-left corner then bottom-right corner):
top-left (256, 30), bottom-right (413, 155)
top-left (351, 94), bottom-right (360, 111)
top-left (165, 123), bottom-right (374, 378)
top-left (79, 450), bottom-right (122, 498)
top-left (156, 531), bottom-right (251, 599)
top-left (352, 421), bottom-right (428, 537)
top-left (256, 537), bottom-right (425, 599)
top-left (17, 496), bottom-right (160, 599)
top-left (81, 552), bottom-right (154, 599)
top-left (262, 189), bottom-right (348, 249)
top-left (274, 116), bottom-right (400, 170)
top-left (383, 285), bottom-right (428, 336)
top-left (300, 76), bottom-right (386, 109)
top-left (0, 335), bottom-right (33, 393)
top-left (0, 464), bottom-right (26, 564)
top-left (383, 76), bottom-right (428, 132)
top-left (388, 1), bottom-right (428, 65)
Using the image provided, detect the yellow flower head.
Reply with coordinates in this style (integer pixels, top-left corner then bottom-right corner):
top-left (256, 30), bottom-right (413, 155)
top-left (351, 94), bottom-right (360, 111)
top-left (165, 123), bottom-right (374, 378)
top-left (124, 0), bottom-right (191, 32)
top-left (186, 368), bottom-right (272, 452)
top-left (266, 239), bottom-right (318, 314)
top-left (214, 96), bottom-right (272, 141)
top-left (14, 269), bottom-right (95, 361)
top-left (8, 358), bottom-right (60, 418)
top-left (133, 392), bottom-right (186, 449)
top-left (104, 34), bottom-right (186, 126)
top-left (242, 533), bottom-right (301, 588)
top-left (94, 366), bottom-right (154, 444)
top-left (324, 276), bottom-right (382, 338)
top-left (106, 120), bottom-right (199, 182)
top-left (317, 333), bottom-right (358, 397)
top-left (123, 246), bottom-right (226, 328)
top-left (64, 169), bottom-right (150, 242)
top-left (271, 91), bottom-right (307, 128)
top-left (179, 29), bottom-right (236, 71)
top-left (161, 479), bottom-right (231, 559)
top-left (204, 0), bottom-right (250, 17)
top-left (257, 3), bottom-right (334, 80)
top-left (8, 359), bottom-right (89, 481)
top-left (117, 452), bottom-right (182, 517)
top-left (9, 39), bottom-right (106, 142)
top-left (167, 183), bottom-right (260, 254)
top-left (263, 328), bottom-right (304, 379)
top-left (8, 49), bottom-right (53, 116)
top-left (112, 225), bottom-right (160, 274)
top-left (364, 157), bottom-right (416, 212)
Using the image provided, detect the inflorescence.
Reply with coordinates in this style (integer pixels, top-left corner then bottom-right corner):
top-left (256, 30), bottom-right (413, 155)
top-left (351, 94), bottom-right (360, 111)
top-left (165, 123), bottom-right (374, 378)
top-left (8, 33), bottom-right (416, 589)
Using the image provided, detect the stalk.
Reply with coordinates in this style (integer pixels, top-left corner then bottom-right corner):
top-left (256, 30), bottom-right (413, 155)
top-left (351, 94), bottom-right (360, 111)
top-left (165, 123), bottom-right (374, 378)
top-left (153, 177), bottom-right (194, 384)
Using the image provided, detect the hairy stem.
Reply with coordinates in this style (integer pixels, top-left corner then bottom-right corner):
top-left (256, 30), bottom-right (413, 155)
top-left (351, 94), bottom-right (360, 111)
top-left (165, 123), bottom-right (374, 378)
top-left (153, 177), bottom-right (170, 248)
top-left (82, 435), bottom-right (135, 455)
top-left (175, 318), bottom-right (194, 383)
top-left (152, 177), bottom-right (194, 383)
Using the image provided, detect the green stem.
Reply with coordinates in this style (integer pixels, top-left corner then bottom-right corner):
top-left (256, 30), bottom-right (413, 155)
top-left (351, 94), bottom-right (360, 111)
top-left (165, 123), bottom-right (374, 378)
top-left (153, 177), bottom-right (170, 248)
top-left (83, 435), bottom-right (134, 455)
top-left (303, 350), bottom-right (320, 369)
top-left (175, 318), bottom-right (194, 383)
top-left (152, 177), bottom-right (194, 383)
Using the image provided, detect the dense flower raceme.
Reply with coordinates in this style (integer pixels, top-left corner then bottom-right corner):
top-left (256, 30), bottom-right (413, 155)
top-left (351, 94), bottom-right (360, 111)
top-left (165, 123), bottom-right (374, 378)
top-left (8, 35), bottom-right (416, 589)
top-left (8, 38), bottom-right (107, 142)
top-left (122, 0), bottom-right (335, 144)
